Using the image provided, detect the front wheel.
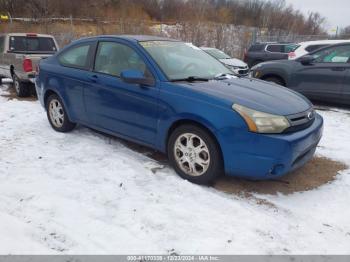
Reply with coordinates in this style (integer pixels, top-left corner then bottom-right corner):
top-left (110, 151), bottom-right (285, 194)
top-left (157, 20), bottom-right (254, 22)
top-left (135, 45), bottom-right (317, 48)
top-left (46, 94), bottom-right (76, 132)
top-left (168, 124), bottom-right (223, 185)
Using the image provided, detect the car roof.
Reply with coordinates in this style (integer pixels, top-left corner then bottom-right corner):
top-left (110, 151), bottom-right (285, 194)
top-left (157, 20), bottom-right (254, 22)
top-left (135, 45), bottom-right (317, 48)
top-left (75, 35), bottom-right (179, 43)
top-left (0, 33), bottom-right (55, 38)
top-left (306, 42), bottom-right (350, 54)
top-left (200, 47), bottom-right (217, 50)
top-left (252, 42), bottom-right (294, 46)
top-left (298, 39), bottom-right (350, 46)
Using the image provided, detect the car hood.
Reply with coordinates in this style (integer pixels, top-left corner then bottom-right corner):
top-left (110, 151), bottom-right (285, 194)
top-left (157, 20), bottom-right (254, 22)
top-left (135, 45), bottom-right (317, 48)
top-left (219, 58), bottom-right (248, 68)
top-left (252, 59), bottom-right (298, 70)
top-left (178, 77), bottom-right (312, 116)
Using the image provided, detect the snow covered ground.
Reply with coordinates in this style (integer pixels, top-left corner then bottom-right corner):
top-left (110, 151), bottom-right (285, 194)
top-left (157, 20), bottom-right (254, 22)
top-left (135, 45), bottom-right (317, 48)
top-left (0, 85), bottom-right (350, 255)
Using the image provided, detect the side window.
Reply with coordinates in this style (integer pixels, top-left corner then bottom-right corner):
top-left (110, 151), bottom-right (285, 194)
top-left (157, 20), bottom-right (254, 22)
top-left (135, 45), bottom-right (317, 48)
top-left (59, 44), bottom-right (91, 69)
top-left (94, 41), bottom-right (149, 78)
top-left (0, 36), bottom-right (4, 53)
top-left (248, 44), bottom-right (264, 52)
top-left (266, 45), bottom-right (283, 53)
top-left (305, 45), bottom-right (326, 53)
top-left (313, 45), bottom-right (350, 63)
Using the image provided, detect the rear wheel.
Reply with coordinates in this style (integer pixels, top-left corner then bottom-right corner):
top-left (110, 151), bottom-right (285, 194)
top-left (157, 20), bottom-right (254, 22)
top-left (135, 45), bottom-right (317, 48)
top-left (13, 75), bottom-right (30, 97)
top-left (168, 124), bottom-right (223, 185)
top-left (46, 94), bottom-right (76, 132)
top-left (263, 76), bottom-right (285, 86)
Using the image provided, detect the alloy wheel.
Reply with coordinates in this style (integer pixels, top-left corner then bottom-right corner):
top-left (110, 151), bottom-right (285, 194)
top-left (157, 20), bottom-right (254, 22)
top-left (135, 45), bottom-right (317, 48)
top-left (49, 99), bottom-right (64, 128)
top-left (174, 133), bottom-right (211, 177)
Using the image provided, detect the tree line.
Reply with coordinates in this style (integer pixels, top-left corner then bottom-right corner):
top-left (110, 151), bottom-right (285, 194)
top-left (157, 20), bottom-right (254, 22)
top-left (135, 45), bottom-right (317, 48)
top-left (0, 0), bottom-right (328, 35)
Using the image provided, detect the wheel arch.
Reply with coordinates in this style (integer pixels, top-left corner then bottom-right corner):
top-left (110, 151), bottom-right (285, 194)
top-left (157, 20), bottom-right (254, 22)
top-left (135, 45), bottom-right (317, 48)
top-left (164, 118), bottom-right (224, 165)
top-left (261, 73), bottom-right (287, 86)
top-left (43, 88), bottom-right (74, 122)
top-left (43, 89), bottom-right (58, 107)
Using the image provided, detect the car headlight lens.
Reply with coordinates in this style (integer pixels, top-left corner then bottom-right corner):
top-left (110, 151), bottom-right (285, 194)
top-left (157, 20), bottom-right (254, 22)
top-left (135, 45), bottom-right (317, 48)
top-left (233, 104), bottom-right (290, 133)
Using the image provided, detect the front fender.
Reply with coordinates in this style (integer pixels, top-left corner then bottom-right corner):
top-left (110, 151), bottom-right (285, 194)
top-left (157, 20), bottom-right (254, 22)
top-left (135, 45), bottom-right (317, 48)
top-left (156, 113), bottom-right (219, 153)
top-left (253, 62), bottom-right (294, 86)
top-left (155, 103), bottom-right (247, 153)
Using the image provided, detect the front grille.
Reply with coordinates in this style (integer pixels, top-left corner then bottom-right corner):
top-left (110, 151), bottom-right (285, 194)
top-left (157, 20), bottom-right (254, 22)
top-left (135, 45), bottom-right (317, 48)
top-left (238, 69), bottom-right (250, 75)
top-left (284, 109), bottom-right (315, 133)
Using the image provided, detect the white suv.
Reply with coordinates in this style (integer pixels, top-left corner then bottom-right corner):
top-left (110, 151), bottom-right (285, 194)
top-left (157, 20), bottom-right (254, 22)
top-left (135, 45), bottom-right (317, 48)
top-left (288, 39), bottom-right (350, 60)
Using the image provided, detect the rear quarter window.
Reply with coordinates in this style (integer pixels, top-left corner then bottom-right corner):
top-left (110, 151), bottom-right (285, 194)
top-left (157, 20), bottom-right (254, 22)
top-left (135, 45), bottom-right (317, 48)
top-left (305, 45), bottom-right (327, 53)
top-left (284, 44), bottom-right (299, 53)
top-left (58, 43), bottom-right (92, 69)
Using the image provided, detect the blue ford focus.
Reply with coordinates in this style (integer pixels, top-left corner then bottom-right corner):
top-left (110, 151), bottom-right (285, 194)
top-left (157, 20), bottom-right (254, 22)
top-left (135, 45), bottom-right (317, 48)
top-left (36, 35), bottom-right (323, 184)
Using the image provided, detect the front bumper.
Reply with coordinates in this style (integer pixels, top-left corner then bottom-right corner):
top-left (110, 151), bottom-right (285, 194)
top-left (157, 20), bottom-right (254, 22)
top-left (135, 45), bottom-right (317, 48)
top-left (216, 113), bottom-right (324, 180)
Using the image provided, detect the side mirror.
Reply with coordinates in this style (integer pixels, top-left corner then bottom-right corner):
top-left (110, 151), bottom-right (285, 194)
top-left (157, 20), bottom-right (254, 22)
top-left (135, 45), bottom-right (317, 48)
top-left (298, 55), bottom-right (315, 65)
top-left (120, 69), bottom-right (154, 86)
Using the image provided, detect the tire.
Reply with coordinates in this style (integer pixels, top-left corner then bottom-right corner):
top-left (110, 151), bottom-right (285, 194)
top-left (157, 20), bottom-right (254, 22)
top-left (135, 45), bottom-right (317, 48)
top-left (263, 76), bottom-right (285, 86)
top-left (167, 124), bottom-right (223, 185)
top-left (13, 75), bottom-right (30, 97)
top-left (46, 93), bottom-right (76, 132)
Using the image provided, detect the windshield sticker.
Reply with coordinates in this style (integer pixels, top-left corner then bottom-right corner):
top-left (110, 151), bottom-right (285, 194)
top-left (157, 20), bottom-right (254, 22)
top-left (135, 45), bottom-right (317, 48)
top-left (140, 41), bottom-right (174, 48)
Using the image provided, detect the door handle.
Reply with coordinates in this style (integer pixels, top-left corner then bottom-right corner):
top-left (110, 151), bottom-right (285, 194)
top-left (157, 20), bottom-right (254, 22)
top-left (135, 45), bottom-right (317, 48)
top-left (331, 67), bottom-right (346, 72)
top-left (88, 75), bottom-right (99, 83)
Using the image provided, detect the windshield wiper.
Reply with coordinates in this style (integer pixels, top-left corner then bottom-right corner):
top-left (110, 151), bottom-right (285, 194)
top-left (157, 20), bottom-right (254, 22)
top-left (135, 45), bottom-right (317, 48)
top-left (170, 76), bottom-right (210, 82)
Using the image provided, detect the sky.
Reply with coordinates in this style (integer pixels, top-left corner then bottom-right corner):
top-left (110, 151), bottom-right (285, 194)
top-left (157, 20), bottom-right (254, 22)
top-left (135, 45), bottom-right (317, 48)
top-left (284, 0), bottom-right (349, 32)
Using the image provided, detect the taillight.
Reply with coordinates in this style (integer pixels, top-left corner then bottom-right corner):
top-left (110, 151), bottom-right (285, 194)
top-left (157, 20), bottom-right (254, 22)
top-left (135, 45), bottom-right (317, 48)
top-left (23, 59), bottom-right (33, 72)
top-left (288, 52), bottom-right (296, 59)
top-left (243, 49), bottom-right (248, 62)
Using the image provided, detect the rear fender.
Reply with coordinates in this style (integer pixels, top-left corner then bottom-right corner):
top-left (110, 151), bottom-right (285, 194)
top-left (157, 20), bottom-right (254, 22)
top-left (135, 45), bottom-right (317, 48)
top-left (43, 77), bottom-right (74, 121)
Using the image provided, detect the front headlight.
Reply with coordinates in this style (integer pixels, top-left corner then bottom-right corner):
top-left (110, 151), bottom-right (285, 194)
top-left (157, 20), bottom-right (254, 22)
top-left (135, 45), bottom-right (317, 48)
top-left (233, 104), bottom-right (290, 134)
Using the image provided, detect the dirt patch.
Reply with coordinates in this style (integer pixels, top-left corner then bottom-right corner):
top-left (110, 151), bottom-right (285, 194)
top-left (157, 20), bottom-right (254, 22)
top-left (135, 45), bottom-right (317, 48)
top-left (214, 157), bottom-right (347, 196)
top-left (122, 138), bottom-right (347, 197)
top-left (96, 131), bottom-right (348, 197)
top-left (0, 84), bottom-right (37, 102)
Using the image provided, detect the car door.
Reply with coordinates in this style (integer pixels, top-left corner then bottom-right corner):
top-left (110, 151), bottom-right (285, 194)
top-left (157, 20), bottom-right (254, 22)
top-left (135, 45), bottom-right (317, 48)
top-left (265, 44), bottom-right (288, 61)
top-left (291, 45), bottom-right (350, 102)
top-left (341, 60), bottom-right (350, 105)
top-left (84, 40), bottom-right (159, 146)
top-left (56, 41), bottom-right (96, 122)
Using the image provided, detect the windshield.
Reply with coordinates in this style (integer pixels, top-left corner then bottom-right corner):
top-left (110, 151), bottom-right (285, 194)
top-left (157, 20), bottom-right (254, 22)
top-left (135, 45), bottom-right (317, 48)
top-left (140, 41), bottom-right (231, 80)
top-left (204, 48), bottom-right (231, 59)
top-left (9, 36), bottom-right (57, 53)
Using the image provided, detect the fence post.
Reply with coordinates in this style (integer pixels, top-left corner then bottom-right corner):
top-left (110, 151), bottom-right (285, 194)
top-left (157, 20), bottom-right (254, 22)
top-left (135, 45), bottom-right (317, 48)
top-left (252, 28), bottom-right (257, 44)
top-left (7, 12), bottom-right (13, 32)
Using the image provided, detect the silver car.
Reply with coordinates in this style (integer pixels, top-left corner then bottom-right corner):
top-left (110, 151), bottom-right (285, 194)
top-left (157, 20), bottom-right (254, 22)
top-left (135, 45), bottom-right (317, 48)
top-left (201, 47), bottom-right (249, 76)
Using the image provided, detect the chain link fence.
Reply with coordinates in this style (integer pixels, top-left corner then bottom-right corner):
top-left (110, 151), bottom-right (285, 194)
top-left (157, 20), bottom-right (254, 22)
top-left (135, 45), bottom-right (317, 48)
top-left (1, 17), bottom-right (348, 58)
